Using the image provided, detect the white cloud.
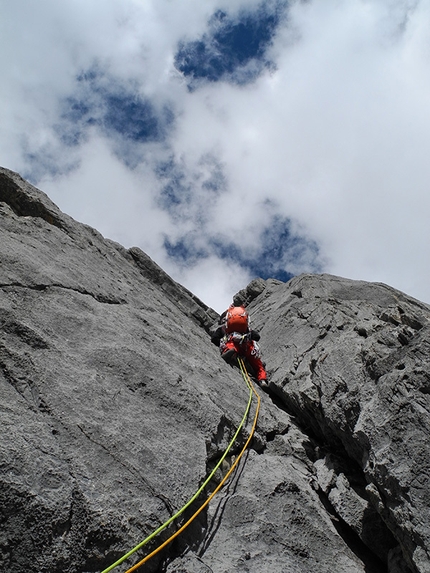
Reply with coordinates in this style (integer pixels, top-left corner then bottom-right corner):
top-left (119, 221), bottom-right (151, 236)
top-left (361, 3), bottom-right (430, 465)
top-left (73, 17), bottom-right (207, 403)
top-left (39, 132), bottom-right (170, 257)
top-left (1, 0), bottom-right (430, 311)
top-left (167, 256), bottom-right (252, 313)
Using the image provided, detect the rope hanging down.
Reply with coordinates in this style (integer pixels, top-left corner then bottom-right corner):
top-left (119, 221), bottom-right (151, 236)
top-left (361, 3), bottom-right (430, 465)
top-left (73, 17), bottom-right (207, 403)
top-left (101, 358), bottom-right (261, 573)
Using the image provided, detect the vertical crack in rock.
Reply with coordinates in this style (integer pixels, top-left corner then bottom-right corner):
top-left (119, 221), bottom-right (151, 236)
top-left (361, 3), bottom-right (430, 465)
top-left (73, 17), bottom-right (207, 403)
top-left (261, 382), bottom-right (404, 572)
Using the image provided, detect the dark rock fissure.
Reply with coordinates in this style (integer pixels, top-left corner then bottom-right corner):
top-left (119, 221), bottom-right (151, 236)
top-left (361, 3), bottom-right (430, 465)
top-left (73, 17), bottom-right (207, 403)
top-left (314, 486), bottom-right (389, 573)
top-left (256, 381), bottom-right (410, 571)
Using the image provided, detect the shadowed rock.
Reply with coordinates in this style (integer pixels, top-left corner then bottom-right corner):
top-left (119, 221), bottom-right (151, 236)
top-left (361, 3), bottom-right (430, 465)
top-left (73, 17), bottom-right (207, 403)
top-left (1, 166), bottom-right (429, 573)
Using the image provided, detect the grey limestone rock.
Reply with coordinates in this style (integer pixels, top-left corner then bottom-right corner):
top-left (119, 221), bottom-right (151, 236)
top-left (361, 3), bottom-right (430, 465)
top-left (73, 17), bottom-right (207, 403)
top-left (250, 273), bottom-right (430, 573)
top-left (1, 166), bottom-right (430, 573)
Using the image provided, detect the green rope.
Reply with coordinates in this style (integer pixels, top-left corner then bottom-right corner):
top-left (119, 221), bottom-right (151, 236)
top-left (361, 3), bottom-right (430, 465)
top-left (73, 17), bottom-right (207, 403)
top-left (121, 358), bottom-right (260, 573)
top-left (101, 367), bottom-right (254, 573)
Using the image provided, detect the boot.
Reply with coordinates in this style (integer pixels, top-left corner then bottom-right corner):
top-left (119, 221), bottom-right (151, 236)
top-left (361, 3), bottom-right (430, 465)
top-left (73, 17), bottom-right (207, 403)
top-left (221, 348), bottom-right (237, 364)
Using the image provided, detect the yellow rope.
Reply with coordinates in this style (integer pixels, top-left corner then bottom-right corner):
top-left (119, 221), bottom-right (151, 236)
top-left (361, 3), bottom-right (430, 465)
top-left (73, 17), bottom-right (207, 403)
top-left (123, 359), bottom-right (260, 572)
top-left (102, 359), bottom-right (260, 573)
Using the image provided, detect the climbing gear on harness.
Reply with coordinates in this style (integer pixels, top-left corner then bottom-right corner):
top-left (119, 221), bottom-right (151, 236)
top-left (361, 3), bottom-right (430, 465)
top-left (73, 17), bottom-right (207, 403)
top-left (230, 332), bottom-right (251, 344)
top-left (101, 359), bottom-right (261, 573)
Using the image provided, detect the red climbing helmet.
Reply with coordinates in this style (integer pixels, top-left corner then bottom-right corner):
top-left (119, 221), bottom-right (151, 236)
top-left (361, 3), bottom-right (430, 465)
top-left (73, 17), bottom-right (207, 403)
top-left (225, 305), bottom-right (249, 334)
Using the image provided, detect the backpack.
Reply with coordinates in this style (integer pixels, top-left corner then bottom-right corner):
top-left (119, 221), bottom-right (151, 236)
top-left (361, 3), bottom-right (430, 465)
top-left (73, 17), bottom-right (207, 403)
top-left (225, 305), bottom-right (249, 334)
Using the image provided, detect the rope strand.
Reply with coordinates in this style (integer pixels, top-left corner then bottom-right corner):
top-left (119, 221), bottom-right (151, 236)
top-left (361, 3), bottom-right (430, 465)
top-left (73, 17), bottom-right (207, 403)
top-left (102, 359), bottom-right (260, 573)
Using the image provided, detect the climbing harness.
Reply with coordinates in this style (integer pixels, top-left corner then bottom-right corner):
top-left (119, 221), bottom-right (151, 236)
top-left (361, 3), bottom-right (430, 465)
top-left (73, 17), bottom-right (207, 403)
top-left (101, 358), bottom-right (261, 573)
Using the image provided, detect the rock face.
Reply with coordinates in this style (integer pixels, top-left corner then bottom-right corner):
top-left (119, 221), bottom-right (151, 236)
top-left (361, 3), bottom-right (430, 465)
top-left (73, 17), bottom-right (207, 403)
top-left (253, 275), bottom-right (430, 573)
top-left (1, 166), bottom-right (430, 573)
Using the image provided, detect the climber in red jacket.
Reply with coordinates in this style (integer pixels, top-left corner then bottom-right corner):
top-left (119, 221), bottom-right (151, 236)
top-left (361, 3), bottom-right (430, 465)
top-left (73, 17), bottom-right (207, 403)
top-left (211, 304), bottom-right (268, 388)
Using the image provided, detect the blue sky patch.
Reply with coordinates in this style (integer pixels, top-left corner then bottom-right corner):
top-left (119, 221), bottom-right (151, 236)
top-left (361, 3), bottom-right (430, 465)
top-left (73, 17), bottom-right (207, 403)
top-left (22, 66), bottom-right (176, 180)
top-left (175, 1), bottom-right (286, 86)
top-left (103, 94), bottom-right (163, 142)
top-left (54, 67), bottom-right (174, 159)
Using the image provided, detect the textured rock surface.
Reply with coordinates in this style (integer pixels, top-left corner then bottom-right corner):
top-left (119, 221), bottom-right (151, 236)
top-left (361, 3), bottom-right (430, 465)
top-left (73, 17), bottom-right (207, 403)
top-left (253, 274), bottom-right (430, 573)
top-left (1, 166), bottom-right (430, 573)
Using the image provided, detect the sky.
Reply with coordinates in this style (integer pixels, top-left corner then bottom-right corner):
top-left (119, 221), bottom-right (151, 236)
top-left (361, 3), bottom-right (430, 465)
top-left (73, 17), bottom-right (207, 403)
top-left (1, 0), bottom-right (429, 313)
